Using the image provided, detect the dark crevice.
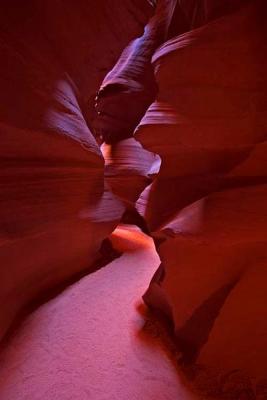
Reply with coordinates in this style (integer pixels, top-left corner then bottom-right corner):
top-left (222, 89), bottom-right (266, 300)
top-left (176, 280), bottom-right (239, 365)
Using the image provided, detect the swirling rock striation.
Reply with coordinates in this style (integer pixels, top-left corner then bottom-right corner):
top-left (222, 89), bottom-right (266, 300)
top-left (136, 1), bottom-right (267, 395)
top-left (0, 0), bottom-right (153, 341)
top-left (94, 0), bottom-right (178, 144)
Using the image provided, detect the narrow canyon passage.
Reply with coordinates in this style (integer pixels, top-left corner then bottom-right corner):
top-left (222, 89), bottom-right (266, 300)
top-left (0, 226), bottom-right (196, 400)
top-left (1, 1), bottom-right (266, 398)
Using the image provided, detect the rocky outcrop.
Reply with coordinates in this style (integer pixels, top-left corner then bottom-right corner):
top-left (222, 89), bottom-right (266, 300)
top-left (137, 1), bottom-right (267, 396)
top-left (136, 0), bottom-right (267, 230)
top-left (0, 0), bottom-right (153, 341)
top-left (94, 0), bottom-right (249, 145)
top-left (102, 138), bottom-right (160, 209)
top-left (93, 0), bottom-right (175, 226)
top-left (94, 0), bottom-right (177, 144)
top-left (93, 0), bottom-right (179, 229)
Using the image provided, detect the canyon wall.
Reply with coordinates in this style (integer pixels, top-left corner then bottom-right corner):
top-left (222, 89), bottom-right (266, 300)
top-left (137, 1), bottom-right (267, 396)
top-left (93, 0), bottom-right (176, 217)
top-left (0, 0), bottom-right (153, 340)
top-left (1, 0), bottom-right (267, 397)
top-left (92, 3), bottom-right (267, 393)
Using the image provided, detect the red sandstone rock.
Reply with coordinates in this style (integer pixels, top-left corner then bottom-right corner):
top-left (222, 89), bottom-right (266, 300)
top-left (0, 0), bottom-right (153, 340)
top-left (177, 0), bottom-right (250, 29)
top-left (1, 0), bottom-right (267, 397)
top-left (94, 0), bottom-right (177, 144)
top-left (102, 138), bottom-right (160, 208)
top-left (93, 0), bottom-right (174, 226)
top-left (139, 1), bottom-right (267, 394)
top-left (136, 0), bottom-right (267, 231)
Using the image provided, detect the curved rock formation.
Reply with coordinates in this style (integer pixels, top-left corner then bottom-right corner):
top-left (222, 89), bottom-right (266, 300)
top-left (1, 0), bottom-right (267, 397)
top-left (137, 1), bottom-right (267, 395)
top-left (136, 1), bottom-right (267, 230)
top-left (102, 138), bottom-right (160, 208)
top-left (94, 0), bottom-right (175, 227)
top-left (94, 0), bottom-right (178, 144)
top-left (0, 0), bottom-right (153, 341)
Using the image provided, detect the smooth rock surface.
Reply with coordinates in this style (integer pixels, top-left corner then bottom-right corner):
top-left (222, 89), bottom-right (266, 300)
top-left (0, 227), bottom-right (197, 400)
top-left (94, 0), bottom-right (177, 144)
top-left (0, 0), bottom-right (153, 341)
top-left (136, 0), bottom-right (267, 231)
top-left (138, 1), bottom-right (267, 395)
top-left (102, 138), bottom-right (160, 208)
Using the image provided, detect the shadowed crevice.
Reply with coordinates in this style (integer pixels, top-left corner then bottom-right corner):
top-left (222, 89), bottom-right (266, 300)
top-left (176, 281), bottom-right (238, 365)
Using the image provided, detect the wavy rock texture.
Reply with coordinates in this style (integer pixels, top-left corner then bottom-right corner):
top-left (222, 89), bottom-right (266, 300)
top-left (1, 0), bottom-right (267, 397)
top-left (102, 139), bottom-right (160, 209)
top-left (0, 0), bottom-right (153, 341)
top-left (93, 0), bottom-right (177, 226)
top-left (92, 0), bottom-right (175, 228)
top-left (136, 0), bottom-right (267, 230)
top-left (136, 1), bottom-right (267, 395)
top-left (93, 0), bottom-right (177, 144)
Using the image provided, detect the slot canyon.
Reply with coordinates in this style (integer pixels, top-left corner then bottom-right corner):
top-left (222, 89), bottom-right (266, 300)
top-left (0, 1), bottom-right (266, 399)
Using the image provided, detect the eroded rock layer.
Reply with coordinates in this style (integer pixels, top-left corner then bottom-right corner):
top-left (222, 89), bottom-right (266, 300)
top-left (93, 0), bottom-right (174, 223)
top-left (101, 139), bottom-right (160, 208)
top-left (1, 0), bottom-right (267, 397)
top-left (0, 0), bottom-right (153, 340)
top-left (94, 0), bottom-right (177, 144)
top-left (137, 1), bottom-right (267, 395)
